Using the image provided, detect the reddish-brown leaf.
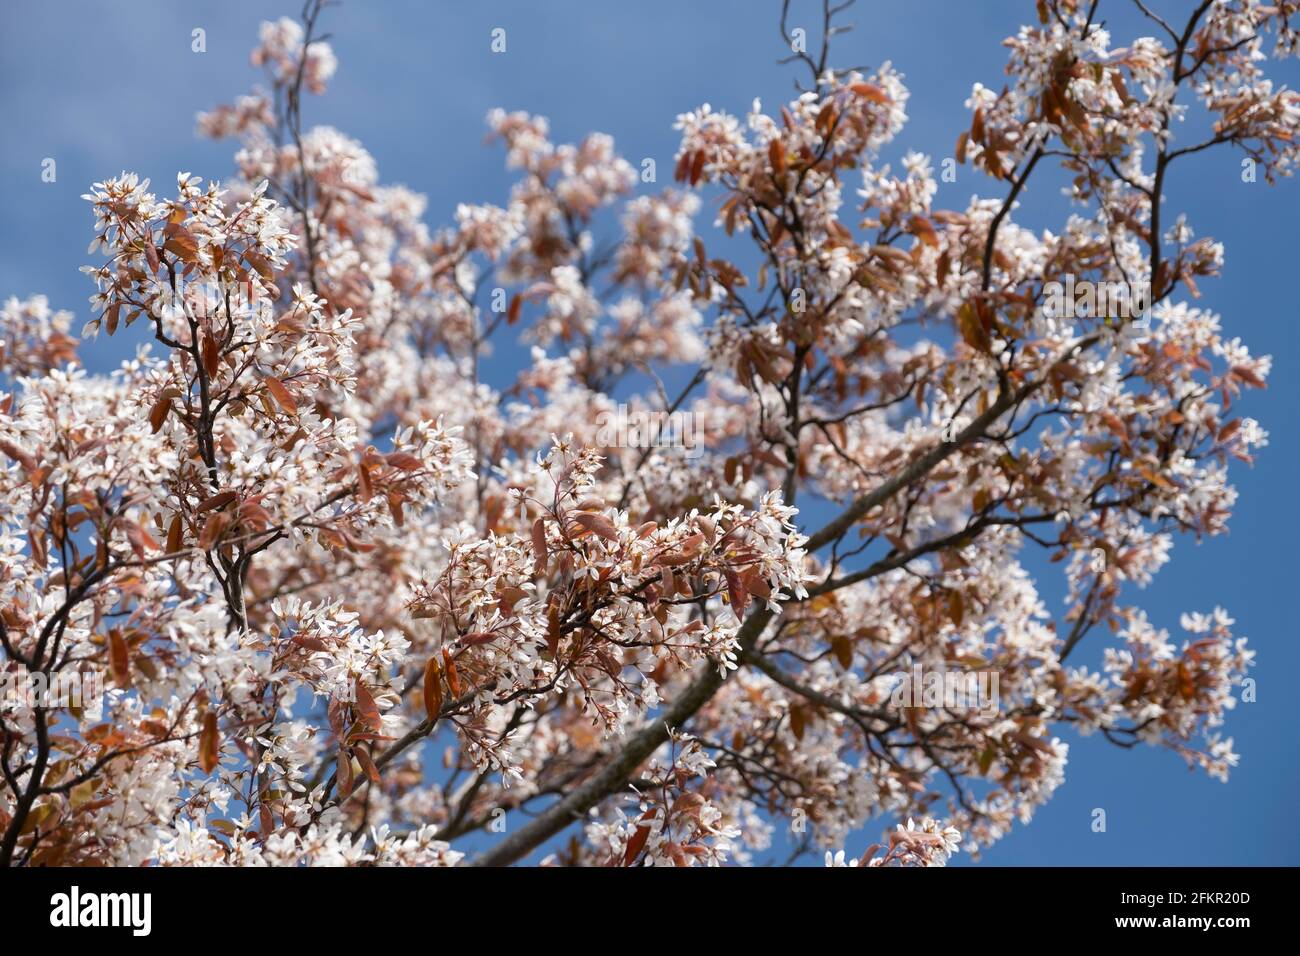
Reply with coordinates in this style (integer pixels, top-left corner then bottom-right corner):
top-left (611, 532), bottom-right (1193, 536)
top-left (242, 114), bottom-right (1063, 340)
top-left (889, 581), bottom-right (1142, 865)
top-left (689, 150), bottom-right (706, 186)
top-left (264, 376), bottom-right (297, 414)
top-left (0, 440), bottom-right (35, 471)
top-left (355, 745), bottom-right (381, 785)
top-left (124, 519), bottom-right (159, 561)
top-left (768, 139), bottom-right (786, 176)
top-left (948, 591), bottom-right (965, 627)
top-left (850, 82), bottom-right (890, 104)
top-left (196, 490), bottom-right (238, 513)
top-left (109, 631), bottom-right (131, 688)
top-left (623, 822), bottom-right (652, 866)
top-left (422, 657), bottom-right (443, 721)
top-left (531, 517), bottom-right (548, 576)
top-left (831, 634), bottom-right (853, 670)
top-left (354, 682), bottom-right (382, 732)
top-left (385, 451), bottom-right (422, 471)
top-left (201, 333), bottom-right (220, 380)
top-left (336, 747), bottom-right (354, 798)
top-left (1232, 365), bottom-right (1267, 389)
top-left (387, 492), bottom-right (406, 528)
top-left (243, 249), bottom-right (275, 282)
top-left (198, 712), bottom-right (219, 774)
top-left (724, 567), bottom-right (749, 618)
top-left (571, 511), bottom-right (619, 542)
top-left (198, 512), bottom-right (233, 550)
top-left (148, 397), bottom-right (171, 433)
top-left (164, 230), bottom-right (199, 263)
top-left (545, 597), bottom-right (562, 659)
top-left (790, 705), bottom-right (807, 741)
top-left (443, 648), bottom-right (462, 698)
top-left (291, 633), bottom-right (330, 652)
top-left (166, 513), bottom-right (184, 554)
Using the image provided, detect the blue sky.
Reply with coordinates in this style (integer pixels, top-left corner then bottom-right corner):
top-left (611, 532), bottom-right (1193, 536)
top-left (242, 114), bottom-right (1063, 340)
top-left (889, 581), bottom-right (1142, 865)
top-left (1, 0), bottom-right (1297, 865)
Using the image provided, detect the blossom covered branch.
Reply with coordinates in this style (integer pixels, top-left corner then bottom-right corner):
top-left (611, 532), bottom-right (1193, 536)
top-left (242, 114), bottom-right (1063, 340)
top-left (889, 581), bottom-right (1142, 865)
top-left (1, 0), bottom-right (1292, 867)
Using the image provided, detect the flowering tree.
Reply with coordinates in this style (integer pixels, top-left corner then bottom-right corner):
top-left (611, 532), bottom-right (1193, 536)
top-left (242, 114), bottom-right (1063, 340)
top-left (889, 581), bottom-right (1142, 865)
top-left (1, 0), bottom-right (1293, 868)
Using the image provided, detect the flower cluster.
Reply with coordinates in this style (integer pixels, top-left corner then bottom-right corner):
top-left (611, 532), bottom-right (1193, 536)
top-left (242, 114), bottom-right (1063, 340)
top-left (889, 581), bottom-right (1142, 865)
top-left (2, 0), bottom-right (1292, 867)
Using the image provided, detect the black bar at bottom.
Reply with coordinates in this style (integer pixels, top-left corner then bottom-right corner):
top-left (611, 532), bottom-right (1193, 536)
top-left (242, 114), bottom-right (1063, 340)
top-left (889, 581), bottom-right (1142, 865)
top-left (0, 865), bottom-right (1285, 943)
